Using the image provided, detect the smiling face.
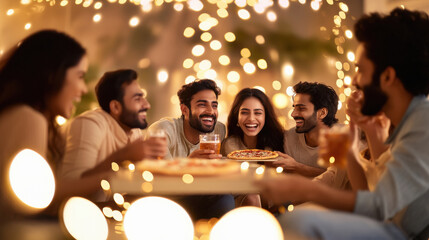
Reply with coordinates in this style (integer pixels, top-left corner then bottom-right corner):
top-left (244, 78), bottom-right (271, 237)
top-left (118, 80), bottom-right (151, 129)
top-left (238, 97), bottom-right (265, 137)
top-left (49, 56), bottom-right (89, 118)
top-left (291, 93), bottom-right (318, 133)
top-left (185, 89), bottom-right (218, 133)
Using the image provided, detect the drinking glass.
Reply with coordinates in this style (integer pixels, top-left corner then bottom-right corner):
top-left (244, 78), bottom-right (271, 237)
top-left (318, 124), bottom-right (351, 169)
top-left (199, 134), bottom-right (221, 154)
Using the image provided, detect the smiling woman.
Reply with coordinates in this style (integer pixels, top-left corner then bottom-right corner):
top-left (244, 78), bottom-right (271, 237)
top-left (0, 30), bottom-right (105, 225)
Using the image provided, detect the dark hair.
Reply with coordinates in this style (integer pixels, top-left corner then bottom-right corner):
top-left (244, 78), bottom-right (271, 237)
top-left (0, 30), bottom-right (86, 113)
top-left (177, 79), bottom-right (221, 109)
top-left (293, 82), bottom-right (339, 127)
top-left (355, 8), bottom-right (429, 96)
top-left (226, 88), bottom-right (284, 151)
top-left (95, 69), bottom-right (138, 113)
top-left (0, 30), bottom-right (86, 164)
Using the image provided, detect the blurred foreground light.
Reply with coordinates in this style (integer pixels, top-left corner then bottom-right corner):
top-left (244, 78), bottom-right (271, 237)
top-left (192, 45), bottom-right (205, 56)
top-left (243, 62), bottom-right (256, 74)
top-left (310, 0), bottom-right (321, 11)
top-left (227, 71), bottom-right (240, 83)
top-left (224, 32), bottom-right (236, 42)
top-left (286, 86), bottom-right (294, 96)
top-left (347, 51), bottom-right (355, 62)
top-left (62, 197), bottom-right (108, 240)
top-left (276, 167), bottom-right (283, 173)
top-left (24, 23), bottom-right (31, 30)
top-left (266, 11), bottom-right (277, 21)
top-left (93, 13), bottom-right (102, 22)
top-left (219, 55), bottom-right (230, 65)
top-left (278, 0), bottom-right (289, 8)
top-left (7, 9), bottom-right (15, 16)
top-left (282, 63), bottom-right (294, 79)
top-left (255, 35), bottom-right (265, 44)
top-left (238, 9), bottom-right (250, 20)
top-left (344, 76), bottom-right (351, 85)
top-left (124, 197), bottom-right (194, 240)
top-left (210, 207), bottom-right (283, 240)
top-left (272, 80), bottom-right (281, 90)
top-left (8, 149), bottom-right (55, 210)
top-left (210, 40), bottom-right (222, 50)
top-left (338, 101), bottom-right (342, 110)
top-left (189, 0), bottom-right (204, 11)
top-left (174, 3), bottom-right (184, 11)
top-left (183, 27), bottom-right (195, 38)
top-left (345, 30), bottom-right (353, 39)
top-left (185, 75), bottom-right (197, 84)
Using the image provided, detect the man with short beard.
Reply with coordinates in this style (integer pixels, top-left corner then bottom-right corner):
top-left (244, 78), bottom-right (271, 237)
top-left (61, 69), bottom-right (167, 181)
top-left (273, 82), bottom-right (349, 189)
top-left (147, 79), bottom-right (234, 220)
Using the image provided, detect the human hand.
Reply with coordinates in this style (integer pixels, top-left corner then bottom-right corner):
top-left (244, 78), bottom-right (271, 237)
top-left (188, 149), bottom-right (222, 159)
top-left (271, 152), bottom-right (298, 172)
top-left (126, 137), bottom-right (167, 161)
top-left (256, 174), bottom-right (313, 205)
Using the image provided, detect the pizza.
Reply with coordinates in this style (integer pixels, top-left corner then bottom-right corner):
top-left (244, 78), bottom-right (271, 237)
top-left (227, 149), bottom-right (278, 160)
top-left (136, 158), bottom-right (240, 176)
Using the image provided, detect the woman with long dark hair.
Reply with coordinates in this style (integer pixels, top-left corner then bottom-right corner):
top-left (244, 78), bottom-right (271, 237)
top-left (0, 30), bottom-right (104, 220)
top-left (221, 88), bottom-right (284, 207)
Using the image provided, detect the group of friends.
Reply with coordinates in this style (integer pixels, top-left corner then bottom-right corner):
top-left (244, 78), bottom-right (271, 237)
top-left (1, 7), bottom-right (429, 239)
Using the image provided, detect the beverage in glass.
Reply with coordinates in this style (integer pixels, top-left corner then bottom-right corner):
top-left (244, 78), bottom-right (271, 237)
top-left (318, 124), bottom-right (351, 169)
top-left (199, 134), bottom-right (221, 154)
top-left (147, 129), bottom-right (166, 159)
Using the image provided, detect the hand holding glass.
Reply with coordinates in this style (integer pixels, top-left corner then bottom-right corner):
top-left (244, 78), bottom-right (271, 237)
top-left (199, 134), bottom-right (221, 154)
top-left (147, 129), bottom-right (167, 159)
top-left (318, 124), bottom-right (351, 169)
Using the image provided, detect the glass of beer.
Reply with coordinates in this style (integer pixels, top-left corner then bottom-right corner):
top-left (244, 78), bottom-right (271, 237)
top-left (199, 134), bottom-right (221, 154)
top-left (147, 129), bottom-right (166, 159)
top-left (318, 124), bottom-right (351, 169)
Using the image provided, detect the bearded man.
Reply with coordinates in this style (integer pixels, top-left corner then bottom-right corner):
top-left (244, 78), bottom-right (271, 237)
top-left (147, 79), bottom-right (234, 220)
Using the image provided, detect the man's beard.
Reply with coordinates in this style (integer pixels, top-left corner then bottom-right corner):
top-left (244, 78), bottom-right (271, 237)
top-left (119, 104), bottom-right (148, 129)
top-left (188, 109), bottom-right (217, 133)
top-left (295, 111), bottom-right (317, 133)
top-left (360, 73), bottom-right (388, 116)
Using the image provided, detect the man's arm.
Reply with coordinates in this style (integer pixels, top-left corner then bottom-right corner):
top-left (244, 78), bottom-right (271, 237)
top-left (272, 152), bottom-right (325, 177)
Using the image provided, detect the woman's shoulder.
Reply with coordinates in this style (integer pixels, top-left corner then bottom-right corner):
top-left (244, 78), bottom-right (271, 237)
top-left (0, 104), bottom-right (46, 125)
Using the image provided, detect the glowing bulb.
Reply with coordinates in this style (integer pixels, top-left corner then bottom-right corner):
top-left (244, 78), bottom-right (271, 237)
top-left (142, 171), bottom-right (154, 182)
top-left (157, 69), bottom-right (169, 83)
top-left (62, 197), bottom-right (108, 240)
top-left (227, 71), bottom-right (240, 83)
top-left (243, 62), bottom-right (256, 74)
top-left (210, 207), bottom-right (283, 240)
top-left (8, 149), bottom-right (55, 210)
top-left (344, 76), bottom-right (352, 85)
top-left (201, 32), bottom-right (212, 42)
top-left (183, 27), bottom-right (195, 38)
top-left (185, 75), bottom-right (196, 84)
top-left (100, 180), bottom-right (110, 191)
top-left (257, 59), bottom-right (268, 69)
top-left (310, 0), bottom-right (321, 11)
top-left (219, 55), bottom-right (230, 65)
top-left (210, 40), bottom-right (222, 50)
top-left (241, 161), bottom-right (250, 170)
top-left (278, 0), bottom-right (289, 8)
top-left (93, 13), bottom-right (102, 22)
top-left (183, 58), bottom-right (194, 69)
top-left (224, 32), bottom-right (236, 42)
top-left (273, 93), bottom-right (288, 109)
top-left (123, 197), bottom-right (194, 240)
top-left (238, 9), bottom-right (250, 20)
top-left (272, 80), bottom-right (281, 90)
top-left (94, 2), bottom-right (102, 9)
top-left (241, 48), bottom-right (251, 58)
top-left (338, 101), bottom-right (342, 110)
top-left (192, 45), bottom-right (205, 56)
top-left (282, 63), bottom-right (294, 79)
top-left (347, 51), bottom-right (355, 62)
top-left (199, 60), bottom-right (212, 70)
top-left (24, 23), bottom-right (31, 30)
top-left (189, 0), bottom-right (204, 11)
top-left (55, 115), bottom-right (67, 126)
top-left (174, 3), bottom-right (184, 11)
top-left (129, 17), bottom-right (140, 27)
top-left (286, 86), bottom-right (294, 96)
top-left (255, 35), bottom-right (265, 44)
top-left (266, 11), bottom-right (277, 21)
top-left (114, 193), bottom-right (125, 205)
top-left (7, 9), bottom-right (14, 16)
top-left (276, 167), bottom-right (283, 173)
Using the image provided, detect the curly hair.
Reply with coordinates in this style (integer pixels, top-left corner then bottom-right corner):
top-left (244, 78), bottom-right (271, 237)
top-left (355, 8), bottom-right (429, 96)
top-left (226, 88), bottom-right (284, 151)
top-left (293, 82), bottom-right (339, 127)
top-left (177, 79), bottom-right (221, 109)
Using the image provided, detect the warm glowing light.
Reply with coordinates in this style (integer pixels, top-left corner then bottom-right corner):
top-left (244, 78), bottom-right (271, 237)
top-left (7, 9), bottom-right (14, 16)
top-left (329, 156), bottom-right (335, 164)
top-left (199, 60), bottom-right (211, 70)
top-left (201, 32), bottom-right (212, 42)
top-left (255, 35), bottom-right (265, 44)
top-left (183, 58), bottom-right (194, 69)
top-left (62, 197), bottom-right (108, 240)
top-left (310, 0), bottom-right (321, 11)
top-left (60, 0), bottom-right (69, 7)
top-left (337, 70), bottom-right (344, 79)
top-left (101, 180), bottom-right (110, 191)
top-left (287, 204), bottom-right (294, 212)
top-left (112, 210), bottom-right (123, 221)
top-left (9, 149), bottom-right (55, 209)
top-left (347, 51), bottom-right (355, 62)
top-left (286, 86), bottom-right (294, 96)
top-left (338, 101), bottom-right (342, 110)
top-left (129, 17), bottom-right (140, 27)
top-left (128, 163), bottom-right (135, 172)
top-left (174, 3), bottom-right (184, 11)
top-left (54, 115), bottom-right (67, 126)
top-left (336, 79), bottom-right (344, 88)
top-left (344, 87), bottom-right (351, 97)
top-left (298, 0), bottom-right (306, 4)
top-left (257, 59), bottom-right (267, 69)
top-left (243, 62), bottom-right (256, 74)
top-left (157, 69), bottom-right (169, 83)
top-left (210, 40), bottom-right (222, 50)
top-left (210, 207), bottom-right (283, 240)
top-left (343, 62), bottom-right (350, 71)
top-left (123, 197), bottom-right (194, 240)
top-left (282, 63), bottom-right (294, 79)
top-left (238, 9), bottom-right (250, 20)
top-left (192, 45), bottom-right (205, 56)
top-left (335, 61), bottom-right (342, 70)
top-left (278, 0), bottom-right (289, 8)
top-left (94, 2), bottom-right (102, 9)
top-left (253, 86), bottom-right (266, 93)
top-left (183, 27), bottom-right (195, 38)
top-left (189, 0), bottom-right (204, 11)
top-left (273, 93), bottom-right (288, 109)
top-left (240, 161), bottom-right (250, 170)
top-left (272, 80), bottom-right (281, 90)
top-left (204, 69), bottom-right (217, 79)
top-left (219, 55), bottom-right (230, 65)
top-left (217, 8), bottom-right (228, 18)
top-left (344, 76), bottom-right (352, 85)
top-left (227, 71), bottom-right (240, 83)
top-left (111, 162), bottom-right (119, 171)
top-left (182, 174), bottom-right (194, 184)
top-left (138, 58), bottom-right (150, 69)
top-left (170, 95), bottom-right (180, 105)
top-left (103, 207), bottom-right (113, 218)
top-left (339, 93), bottom-right (346, 103)
top-left (235, 0), bottom-right (246, 7)
top-left (93, 13), bottom-right (102, 22)
top-left (185, 75), bottom-right (197, 84)
top-left (255, 166), bottom-right (264, 175)
top-left (113, 193), bottom-right (125, 206)
top-left (241, 48), bottom-right (251, 58)
top-left (266, 11), bottom-right (277, 22)
top-left (339, 2), bottom-right (349, 12)
top-left (21, 0), bottom-right (31, 4)
top-left (141, 182), bottom-right (153, 193)
top-left (276, 167), bottom-right (283, 173)
top-left (224, 32), bottom-right (236, 42)
top-left (142, 171), bottom-right (154, 182)
top-left (24, 23), bottom-right (31, 30)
